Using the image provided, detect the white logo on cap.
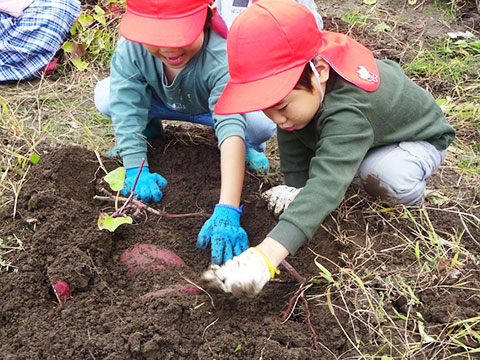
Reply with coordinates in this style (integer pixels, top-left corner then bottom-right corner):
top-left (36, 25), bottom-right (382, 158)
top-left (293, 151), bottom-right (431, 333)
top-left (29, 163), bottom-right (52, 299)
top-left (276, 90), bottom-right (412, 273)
top-left (356, 66), bottom-right (378, 83)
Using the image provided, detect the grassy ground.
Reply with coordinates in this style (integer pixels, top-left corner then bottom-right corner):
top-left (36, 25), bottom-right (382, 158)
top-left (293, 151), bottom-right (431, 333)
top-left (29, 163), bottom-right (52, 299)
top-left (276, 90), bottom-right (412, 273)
top-left (1, 0), bottom-right (479, 358)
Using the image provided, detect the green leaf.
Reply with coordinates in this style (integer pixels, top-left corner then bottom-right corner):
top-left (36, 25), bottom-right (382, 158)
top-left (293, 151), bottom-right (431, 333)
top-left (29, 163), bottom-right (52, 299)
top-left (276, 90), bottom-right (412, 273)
top-left (454, 40), bottom-right (468, 48)
top-left (373, 22), bottom-right (392, 32)
top-left (71, 58), bottom-right (89, 71)
top-left (78, 14), bottom-right (93, 29)
top-left (69, 23), bottom-right (78, 36)
top-left (94, 5), bottom-right (105, 15)
top-left (93, 13), bottom-right (106, 26)
top-left (29, 154), bottom-right (40, 164)
top-left (416, 312), bottom-right (436, 343)
top-left (0, 95), bottom-right (8, 115)
top-left (428, 192), bottom-right (449, 205)
top-left (314, 258), bottom-right (333, 283)
top-left (98, 212), bottom-right (132, 232)
top-left (233, 344), bottom-right (242, 353)
top-left (104, 167), bottom-right (126, 191)
top-left (363, 0), bottom-right (376, 5)
top-left (62, 41), bottom-right (74, 53)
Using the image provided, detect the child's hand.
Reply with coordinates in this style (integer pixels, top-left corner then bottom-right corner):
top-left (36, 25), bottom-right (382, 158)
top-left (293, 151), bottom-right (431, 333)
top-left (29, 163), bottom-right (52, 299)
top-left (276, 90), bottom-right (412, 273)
top-left (122, 166), bottom-right (168, 202)
top-left (201, 248), bottom-right (272, 297)
top-left (197, 204), bottom-right (248, 264)
top-left (261, 185), bottom-right (302, 217)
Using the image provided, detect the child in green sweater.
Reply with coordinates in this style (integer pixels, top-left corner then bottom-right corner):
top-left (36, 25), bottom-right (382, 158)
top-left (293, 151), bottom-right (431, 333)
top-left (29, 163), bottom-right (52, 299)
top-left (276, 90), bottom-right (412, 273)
top-left (202, 0), bottom-right (455, 296)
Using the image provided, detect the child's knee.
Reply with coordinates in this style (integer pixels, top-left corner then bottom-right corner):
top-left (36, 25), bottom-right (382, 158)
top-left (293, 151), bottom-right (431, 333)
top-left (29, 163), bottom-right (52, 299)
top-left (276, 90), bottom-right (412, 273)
top-left (94, 77), bottom-right (111, 117)
top-left (357, 141), bottom-right (445, 205)
top-left (357, 144), bottom-right (427, 205)
top-left (360, 173), bottom-right (426, 205)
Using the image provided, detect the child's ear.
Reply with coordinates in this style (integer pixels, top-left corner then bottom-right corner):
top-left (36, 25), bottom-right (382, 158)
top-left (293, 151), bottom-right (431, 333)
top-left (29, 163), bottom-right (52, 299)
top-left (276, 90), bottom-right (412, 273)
top-left (313, 57), bottom-right (330, 83)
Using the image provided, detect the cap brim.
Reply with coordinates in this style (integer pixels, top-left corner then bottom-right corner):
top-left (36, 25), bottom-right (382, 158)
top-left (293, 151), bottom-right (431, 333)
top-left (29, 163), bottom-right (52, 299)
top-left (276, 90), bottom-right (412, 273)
top-left (215, 64), bottom-right (305, 115)
top-left (318, 31), bottom-right (379, 92)
top-left (120, 7), bottom-right (207, 47)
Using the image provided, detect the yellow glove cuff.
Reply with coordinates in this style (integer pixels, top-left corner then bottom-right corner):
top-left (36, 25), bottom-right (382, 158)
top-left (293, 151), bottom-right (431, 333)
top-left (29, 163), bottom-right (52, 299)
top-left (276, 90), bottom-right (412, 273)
top-left (252, 247), bottom-right (280, 279)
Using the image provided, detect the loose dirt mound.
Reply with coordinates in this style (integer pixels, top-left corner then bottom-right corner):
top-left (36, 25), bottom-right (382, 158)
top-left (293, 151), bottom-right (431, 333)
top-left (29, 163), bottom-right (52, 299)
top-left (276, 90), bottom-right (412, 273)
top-left (1, 125), bottom-right (479, 359)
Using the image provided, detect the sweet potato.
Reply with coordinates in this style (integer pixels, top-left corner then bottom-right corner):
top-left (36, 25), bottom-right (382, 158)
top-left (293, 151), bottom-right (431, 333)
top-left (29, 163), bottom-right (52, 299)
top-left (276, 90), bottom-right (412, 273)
top-left (121, 244), bottom-right (184, 274)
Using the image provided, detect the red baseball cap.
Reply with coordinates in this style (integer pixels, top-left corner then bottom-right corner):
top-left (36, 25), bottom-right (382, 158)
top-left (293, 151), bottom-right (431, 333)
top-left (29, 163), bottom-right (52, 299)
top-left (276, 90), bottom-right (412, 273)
top-left (214, 0), bottom-right (379, 115)
top-left (120, 0), bottom-right (211, 47)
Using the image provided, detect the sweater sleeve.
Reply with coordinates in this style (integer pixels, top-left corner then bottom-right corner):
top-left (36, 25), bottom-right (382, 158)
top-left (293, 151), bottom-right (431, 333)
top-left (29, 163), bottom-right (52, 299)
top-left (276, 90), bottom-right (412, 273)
top-left (207, 63), bottom-right (246, 147)
top-left (277, 127), bottom-right (314, 188)
top-left (268, 107), bottom-right (375, 254)
top-left (109, 39), bottom-right (152, 168)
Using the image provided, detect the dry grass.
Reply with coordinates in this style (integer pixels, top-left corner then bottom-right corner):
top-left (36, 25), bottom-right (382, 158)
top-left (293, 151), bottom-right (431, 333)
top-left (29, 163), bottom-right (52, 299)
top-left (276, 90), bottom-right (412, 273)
top-left (1, 0), bottom-right (479, 358)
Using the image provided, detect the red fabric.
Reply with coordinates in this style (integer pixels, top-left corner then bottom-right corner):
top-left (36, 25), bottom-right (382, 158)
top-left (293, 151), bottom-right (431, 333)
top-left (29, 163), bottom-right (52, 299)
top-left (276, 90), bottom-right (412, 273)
top-left (317, 32), bottom-right (379, 92)
top-left (212, 11), bottom-right (228, 39)
top-left (215, 0), bottom-right (379, 115)
top-left (119, 0), bottom-right (210, 47)
top-left (41, 57), bottom-right (58, 76)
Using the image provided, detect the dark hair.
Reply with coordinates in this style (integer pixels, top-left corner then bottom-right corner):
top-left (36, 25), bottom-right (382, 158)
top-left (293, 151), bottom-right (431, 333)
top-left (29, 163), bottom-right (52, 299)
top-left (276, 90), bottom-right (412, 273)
top-left (204, 7), bottom-right (213, 31)
top-left (294, 62), bottom-right (315, 92)
top-left (295, 55), bottom-right (328, 92)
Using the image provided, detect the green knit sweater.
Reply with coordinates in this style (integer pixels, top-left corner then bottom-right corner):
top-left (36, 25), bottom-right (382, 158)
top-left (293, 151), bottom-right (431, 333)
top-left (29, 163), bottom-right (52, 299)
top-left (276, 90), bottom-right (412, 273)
top-left (268, 59), bottom-right (455, 254)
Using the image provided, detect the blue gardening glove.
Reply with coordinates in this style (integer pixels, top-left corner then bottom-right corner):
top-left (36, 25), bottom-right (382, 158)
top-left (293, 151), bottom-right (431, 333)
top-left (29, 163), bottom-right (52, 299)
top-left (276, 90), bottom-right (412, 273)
top-left (121, 166), bottom-right (168, 203)
top-left (197, 204), bottom-right (249, 264)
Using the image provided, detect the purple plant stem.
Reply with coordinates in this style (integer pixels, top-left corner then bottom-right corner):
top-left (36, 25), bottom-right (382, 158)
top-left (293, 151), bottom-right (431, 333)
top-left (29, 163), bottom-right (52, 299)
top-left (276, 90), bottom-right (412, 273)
top-left (164, 213), bottom-right (207, 218)
top-left (281, 260), bottom-right (306, 284)
top-left (98, 189), bottom-right (207, 219)
top-left (112, 159), bottom-right (145, 218)
top-left (302, 293), bottom-right (319, 349)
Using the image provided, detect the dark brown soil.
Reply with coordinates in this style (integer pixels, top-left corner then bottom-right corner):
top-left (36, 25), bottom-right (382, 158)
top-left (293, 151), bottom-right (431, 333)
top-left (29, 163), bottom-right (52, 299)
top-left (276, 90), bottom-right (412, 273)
top-left (1, 124), bottom-right (479, 359)
top-left (1, 4), bottom-right (480, 359)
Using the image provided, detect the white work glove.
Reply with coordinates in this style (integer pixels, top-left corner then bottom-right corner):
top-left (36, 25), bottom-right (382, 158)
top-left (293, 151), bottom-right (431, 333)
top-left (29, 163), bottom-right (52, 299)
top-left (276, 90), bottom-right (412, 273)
top-left (201, 247), bottom-right (280, 298)
top-left (261, 185), bottom-right (302, 217)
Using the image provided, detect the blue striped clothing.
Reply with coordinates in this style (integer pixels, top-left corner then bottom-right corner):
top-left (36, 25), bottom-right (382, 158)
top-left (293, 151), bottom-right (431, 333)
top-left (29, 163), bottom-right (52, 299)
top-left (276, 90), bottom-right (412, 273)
top-left (0, 0), bottom-right (80, 81)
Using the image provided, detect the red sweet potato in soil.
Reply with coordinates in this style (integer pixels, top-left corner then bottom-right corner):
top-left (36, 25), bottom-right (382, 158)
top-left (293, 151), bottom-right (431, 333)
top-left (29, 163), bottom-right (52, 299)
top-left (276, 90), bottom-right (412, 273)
top-left (121, 244), bottom-right (203, 298)
top-left (52, 280), bottom-right (71, 305)
top-left (121, 244), bottom-right (185, 274)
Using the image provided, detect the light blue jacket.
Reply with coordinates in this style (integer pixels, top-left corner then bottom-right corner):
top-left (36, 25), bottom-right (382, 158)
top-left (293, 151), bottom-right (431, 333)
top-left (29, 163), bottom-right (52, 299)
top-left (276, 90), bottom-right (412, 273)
top-left (109, 29), bottom-right (246, 168)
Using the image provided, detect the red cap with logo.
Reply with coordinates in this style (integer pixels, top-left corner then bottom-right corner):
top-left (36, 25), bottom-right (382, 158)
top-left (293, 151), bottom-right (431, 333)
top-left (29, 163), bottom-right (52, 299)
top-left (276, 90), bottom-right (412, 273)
top-left (214, 0), bottom-right (380, 115)
top-left (120, 0), bottom-right (211, 47)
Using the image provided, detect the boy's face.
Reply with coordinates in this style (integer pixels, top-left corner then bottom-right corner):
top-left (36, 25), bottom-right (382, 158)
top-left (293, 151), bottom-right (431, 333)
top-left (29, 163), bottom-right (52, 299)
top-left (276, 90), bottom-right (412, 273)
top-left (262, 75), bottom-right (323, 131)
top-left (143, 31), bottom-right (205, 72)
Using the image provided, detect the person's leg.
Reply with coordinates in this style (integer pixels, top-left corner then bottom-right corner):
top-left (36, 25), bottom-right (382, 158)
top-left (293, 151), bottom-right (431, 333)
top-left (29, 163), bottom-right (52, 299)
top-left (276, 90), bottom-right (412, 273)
top-left (0, 0), bottom-right (80, 81)
top-left (148, 106), bottom-right (276, 174)
top-left (95, 77), bottom-right (276, 173)
top-left (94, 76), bottom-right (165, 139)
top-left (182, 109), bottom-right (275, 174)
top-left (356, 141), bottom-right (446, 205)
top-left (243, 111), bottom-right (277, 173)
top-left (95, 76), bottom-right (215, 129)
top-left (94, 77), bottom-right (111, 117)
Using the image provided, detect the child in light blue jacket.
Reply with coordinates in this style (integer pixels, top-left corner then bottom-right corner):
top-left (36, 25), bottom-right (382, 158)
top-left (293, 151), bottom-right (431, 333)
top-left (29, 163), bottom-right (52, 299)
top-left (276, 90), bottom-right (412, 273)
top-left (94, 0), bottom-right (276, 265)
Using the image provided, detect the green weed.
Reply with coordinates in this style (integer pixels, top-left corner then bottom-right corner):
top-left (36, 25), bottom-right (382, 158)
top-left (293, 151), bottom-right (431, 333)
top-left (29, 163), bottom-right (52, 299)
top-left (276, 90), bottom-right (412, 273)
top-left (341, 10), bottom-right (369, 26)
top-left (433, 0), bottom-right (458, 22)
top-left (404, 37), bottom-right (480, 94)
top-left (62, 0), bottom-right (125, 71)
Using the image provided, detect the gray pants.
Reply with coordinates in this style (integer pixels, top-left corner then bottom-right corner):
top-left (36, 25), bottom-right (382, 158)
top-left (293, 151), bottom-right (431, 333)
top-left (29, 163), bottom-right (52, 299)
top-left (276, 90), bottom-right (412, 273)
top-left (356, 141), bottom-right (446, 205)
